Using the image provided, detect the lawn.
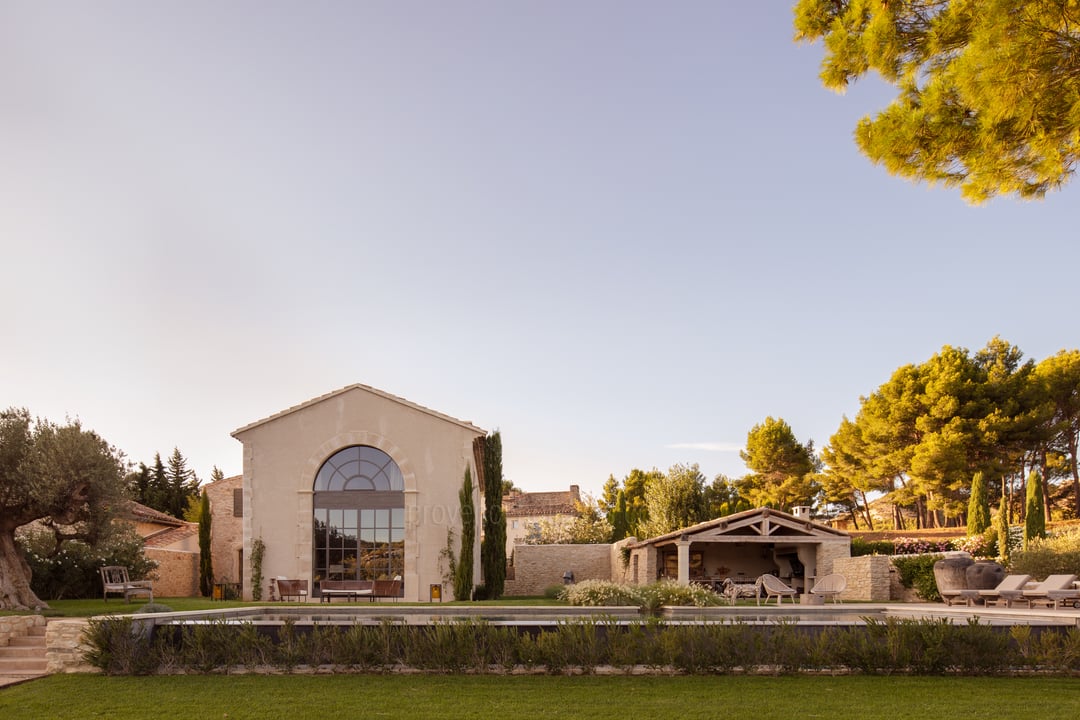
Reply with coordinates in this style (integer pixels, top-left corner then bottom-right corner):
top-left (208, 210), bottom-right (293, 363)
top-left (2, 675), bottom-right (1078, 720)
top-left (0, 595), bottom-right (563, 619)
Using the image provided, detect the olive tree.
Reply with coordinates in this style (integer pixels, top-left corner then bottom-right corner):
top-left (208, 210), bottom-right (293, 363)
top-left (0, 408), bottom-right (128, 610)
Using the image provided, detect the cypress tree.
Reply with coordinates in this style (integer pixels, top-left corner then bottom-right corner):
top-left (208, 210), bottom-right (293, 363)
top-left (996, 495), bottom-right (1010, 564)
top-left (198, 490), bottom-right (213, 597)
top-left (967, 471), bottom-right (991, 535)
top-left (611, 490), bottom-right (629, 541)
top-left (453, 467), bottom-right (475, 601)
top-left (1023, 470), bottom-right (1046, 550)
top-left (479, 432), bottom-right (506, 599)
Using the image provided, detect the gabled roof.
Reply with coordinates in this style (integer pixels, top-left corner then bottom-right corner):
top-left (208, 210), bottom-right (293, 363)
top-left (143, 523), bottom-right (199, 548)
top-left (631, 507), bottom-right (850, 549)
top-left (503, 486), bottom-right (581, 518)
top-left (231, 384), bottom-right (487, 438)
top-left (126, 501), bottom-right (186, 528)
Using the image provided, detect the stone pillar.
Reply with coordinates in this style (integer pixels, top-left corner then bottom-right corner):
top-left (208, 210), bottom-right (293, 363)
top-left (676, 538), bottom-right (691, 586)
top-left (46, 619), bottom-right (97, 674)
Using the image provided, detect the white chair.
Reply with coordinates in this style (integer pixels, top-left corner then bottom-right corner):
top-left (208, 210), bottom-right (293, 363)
top-left (757, 574), bottom-right (798, 605)
top-left (810, 573), bottom-right (847, 604)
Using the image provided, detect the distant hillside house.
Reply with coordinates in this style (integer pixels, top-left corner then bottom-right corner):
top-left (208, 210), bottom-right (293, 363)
top-left (502, 484), bottom-right (581, 553)
top-left (231, 384), bottom-right (486, 602)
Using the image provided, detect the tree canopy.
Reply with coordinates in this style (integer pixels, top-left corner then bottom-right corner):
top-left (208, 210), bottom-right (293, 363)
top-left (737, 417), bottom-right (819, 510)
top-left (821, 338), bottom-right (1080, 528)
top-left (0, 408), bottom-right (128, 610)
top-left (794, 0), bottom-right (1080, 202)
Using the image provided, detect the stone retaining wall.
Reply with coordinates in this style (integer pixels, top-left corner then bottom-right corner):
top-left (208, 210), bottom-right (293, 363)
top-left (0, 615), bottom-right (45, 646)
top-left (504, 544), bottom-right (612, 596)
top-left (46, 619), bottom-right (96, 674)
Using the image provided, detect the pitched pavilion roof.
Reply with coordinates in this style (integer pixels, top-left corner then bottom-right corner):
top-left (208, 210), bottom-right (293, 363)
top-left (630, 507), bottom-right (850, 549)
top-left (231, 383), bottom-right (486, 438)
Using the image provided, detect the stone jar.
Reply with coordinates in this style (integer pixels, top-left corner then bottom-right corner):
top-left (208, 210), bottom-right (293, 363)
top-left (965, 560), bottom-right (1005, 590)
top-left (933, 555), bottom-right (974, 593)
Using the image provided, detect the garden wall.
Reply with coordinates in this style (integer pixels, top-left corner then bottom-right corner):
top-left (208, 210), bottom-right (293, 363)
top-left (831, 555), bottom-right (893, 601)
top-left (145, 547), bottom-right (199, 597)
top-left (46, 619), bottom-right (96, 674)
top-left (504, 544), bottom-right (612, 596)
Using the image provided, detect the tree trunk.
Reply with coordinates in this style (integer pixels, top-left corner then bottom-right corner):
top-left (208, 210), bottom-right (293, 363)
top-left (0, 527), bottom-right (47, 610)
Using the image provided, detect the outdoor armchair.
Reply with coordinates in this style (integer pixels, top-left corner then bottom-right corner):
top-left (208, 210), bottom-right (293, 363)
top-left (756, 573), bottom-right (798, 605)
top-left (810, 573), bottom-right (846, 603)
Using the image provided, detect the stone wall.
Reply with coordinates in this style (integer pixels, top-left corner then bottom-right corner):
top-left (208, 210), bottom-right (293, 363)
top-left (503, 544), bottom-right (612, 596)
top-left (145, 547), bottom-right (199, 598)
top-left (46, 619), bottom-right (96, 674)
top-left (832, 555), bottom-right (893, 601)
top-left (814, 541), bottom-right (852, 578)
top-left (0, 615), bottom-right (45, 647)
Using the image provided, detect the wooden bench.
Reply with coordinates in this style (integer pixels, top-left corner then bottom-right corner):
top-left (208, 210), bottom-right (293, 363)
top-left (320, 580), bottom-right (373, 602)
top-left (100, 565), bottom-right (154, 603)
top-left (320, 578), bottom-right (402, 602)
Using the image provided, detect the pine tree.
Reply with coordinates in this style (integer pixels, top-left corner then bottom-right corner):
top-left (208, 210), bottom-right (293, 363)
top-left (967, 471), bottom-right (991, 536)
top-left (1024, 470), bottom-right (1046, 550)
top-left (453, 467), bottom-right (475, 601)
top-left (198, 490), bottom-right (213, 597)
top-left (165, 448), bottom-right (199, 519)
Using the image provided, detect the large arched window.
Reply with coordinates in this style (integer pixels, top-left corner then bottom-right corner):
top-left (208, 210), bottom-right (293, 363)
top-left (312, 446), bottom-right (405, 589)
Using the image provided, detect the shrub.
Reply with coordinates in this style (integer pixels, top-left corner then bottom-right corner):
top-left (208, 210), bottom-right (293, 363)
top-left (17, 525), bottom-right (157, 600)
top-left (1010, 526), bottom-right (1080, 578)
top-left (891, 554), bottom-right (944, 601)
top-left (81, 615), bottom-right (1080, 676)
top-left (638, 580), bottom-right (722, 611)
top-left (850, 538), bottom-right (894, 556)
top-left (561, 579), bottom-right (640, 606)
top-left (542, 584), bottom-right (564, 599)
top-left (893, 537), bottom-right (952, 555)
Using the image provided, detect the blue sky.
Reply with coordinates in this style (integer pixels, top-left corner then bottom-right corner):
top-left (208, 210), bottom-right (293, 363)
top-left (3, 2), bottom-right (1077, 497)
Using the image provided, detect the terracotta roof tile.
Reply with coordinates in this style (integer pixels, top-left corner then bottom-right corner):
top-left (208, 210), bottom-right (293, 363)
top-left (502, 486), bottom-right (581, 518)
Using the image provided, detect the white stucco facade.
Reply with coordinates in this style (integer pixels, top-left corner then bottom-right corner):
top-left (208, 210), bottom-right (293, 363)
top-left (231, 384), bottom-right (486, 602)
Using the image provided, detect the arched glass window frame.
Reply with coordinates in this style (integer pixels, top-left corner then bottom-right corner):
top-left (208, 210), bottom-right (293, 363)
top-left (312, 445), bottom-right (405, 589)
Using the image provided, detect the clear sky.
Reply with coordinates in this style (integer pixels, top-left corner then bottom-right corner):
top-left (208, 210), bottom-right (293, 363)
top-left (3, 2), bottom-right (1077, 498)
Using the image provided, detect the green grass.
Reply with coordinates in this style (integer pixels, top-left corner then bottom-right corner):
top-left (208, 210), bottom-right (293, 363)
top-left (2, 675), bottom-right (1077, 720)
top-left (0, 596), bottom-right (566, 619)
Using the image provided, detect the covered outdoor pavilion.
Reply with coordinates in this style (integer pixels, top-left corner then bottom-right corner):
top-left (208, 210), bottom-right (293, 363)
top-left (626, 507), bottom-right (851, 595)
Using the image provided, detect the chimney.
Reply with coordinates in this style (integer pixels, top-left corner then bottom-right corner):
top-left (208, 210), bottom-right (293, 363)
top-left (791, 506), bottom-right (812, 520)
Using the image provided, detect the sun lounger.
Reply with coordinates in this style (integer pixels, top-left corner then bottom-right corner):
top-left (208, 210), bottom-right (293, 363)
top-left (977, 574), bottom-right (1031, 608)
top-left (1020, 574), bottom-right (1078, 608)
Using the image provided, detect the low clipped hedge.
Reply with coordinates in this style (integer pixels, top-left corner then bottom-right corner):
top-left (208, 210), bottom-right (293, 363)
top-left (82, 615), bottom-right (1080, 677)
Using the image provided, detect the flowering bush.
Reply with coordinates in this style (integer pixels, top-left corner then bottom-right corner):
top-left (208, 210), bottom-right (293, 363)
top-left (17, 525), bottom-right (157, 600)
top-left (560, 579), bottom-right (641, 606)
top-left (953, 533), bottom-right (996, 558)
top-left (892, 538), bottom-right (953, 555)
top-left (561, 579), bottom-right (724, 609)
